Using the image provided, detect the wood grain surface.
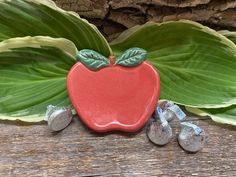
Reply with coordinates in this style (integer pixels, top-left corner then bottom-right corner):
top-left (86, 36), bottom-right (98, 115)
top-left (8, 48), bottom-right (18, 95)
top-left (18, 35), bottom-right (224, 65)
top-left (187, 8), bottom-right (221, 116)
top-left (0, 116), bottom-right (235, 177)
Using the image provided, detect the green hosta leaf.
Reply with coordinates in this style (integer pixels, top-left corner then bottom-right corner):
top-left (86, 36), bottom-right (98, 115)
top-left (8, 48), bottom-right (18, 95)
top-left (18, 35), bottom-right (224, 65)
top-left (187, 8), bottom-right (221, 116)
top-left (76, 49), bottom-right (109, 70)
top-left (110, 20), bottom-right (236, 108)
top-left (219, 30), bottom-right (236, 44)
top-left (115, 47), bottom-right (147, 67)
top-left (0, 36), bottom-right (77, 122)
top-left (185, 30), bottom-right (236, 126)
top-left (0, 0), bottom-right (111, 56)
top-left (0, 36), bottom-right (77, 57)
top-left (186, 106), bottom-right (236, 126)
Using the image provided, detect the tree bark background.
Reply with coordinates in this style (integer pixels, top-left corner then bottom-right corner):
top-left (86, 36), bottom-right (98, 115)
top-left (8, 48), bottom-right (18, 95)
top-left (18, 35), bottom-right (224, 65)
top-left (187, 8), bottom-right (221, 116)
top-left (53, 0), bottom-right (236, 41)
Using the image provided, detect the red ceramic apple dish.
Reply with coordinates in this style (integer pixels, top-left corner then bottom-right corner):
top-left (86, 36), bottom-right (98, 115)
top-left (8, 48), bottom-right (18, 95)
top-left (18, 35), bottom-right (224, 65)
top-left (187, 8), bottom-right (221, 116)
top-left (67, 48), bottom-right (160, 133)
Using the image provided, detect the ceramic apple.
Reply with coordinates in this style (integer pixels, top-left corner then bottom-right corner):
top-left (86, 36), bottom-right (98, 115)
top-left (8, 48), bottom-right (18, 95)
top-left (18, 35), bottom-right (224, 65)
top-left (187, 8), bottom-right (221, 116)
top-left (67, 48), bottom-right (160, 132)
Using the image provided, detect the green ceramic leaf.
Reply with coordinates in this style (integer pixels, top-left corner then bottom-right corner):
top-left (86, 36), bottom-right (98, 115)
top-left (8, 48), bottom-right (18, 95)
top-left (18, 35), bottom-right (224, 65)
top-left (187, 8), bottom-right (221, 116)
top-left (76, 49), bottom-right (109, 70)
top-left (186, 106), bottom-right (236, 126)
top-left (0, 36), bottom-right (77, 122)
top-left (0, 0), bottom-right (111, 56)
top-left (110, 20), bottom-right (236, 108)
top-left (115, 47), bottom-right (147, 67)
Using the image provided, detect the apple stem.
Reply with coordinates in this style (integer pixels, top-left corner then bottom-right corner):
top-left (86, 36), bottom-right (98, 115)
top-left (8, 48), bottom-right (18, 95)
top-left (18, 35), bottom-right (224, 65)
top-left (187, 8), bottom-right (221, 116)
top-left (109, 55), bottom-right (116, 65)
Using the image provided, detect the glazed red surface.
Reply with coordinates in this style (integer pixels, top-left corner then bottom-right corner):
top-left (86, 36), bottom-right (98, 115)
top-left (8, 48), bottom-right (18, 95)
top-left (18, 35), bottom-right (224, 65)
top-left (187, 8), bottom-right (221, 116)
top-left (67, 62), bottom-right (160, 132)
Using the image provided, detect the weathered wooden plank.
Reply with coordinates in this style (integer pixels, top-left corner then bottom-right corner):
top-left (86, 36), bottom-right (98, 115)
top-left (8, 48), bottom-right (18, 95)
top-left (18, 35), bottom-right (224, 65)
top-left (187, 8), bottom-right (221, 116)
top-left (0, 116), bottom-right (235, 177)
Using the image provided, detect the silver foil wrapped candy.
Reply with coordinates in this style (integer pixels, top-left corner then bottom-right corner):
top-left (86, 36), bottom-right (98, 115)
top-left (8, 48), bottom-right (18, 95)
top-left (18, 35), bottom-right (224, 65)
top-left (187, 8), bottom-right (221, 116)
top-left (178, 122), bottom-right (207, 152)
top-left (45, 105), bottom-right (73, 132)
top-left (146, 106), bottom-right (172, 145)
top-left (160, 101), bottom-right (186, 122)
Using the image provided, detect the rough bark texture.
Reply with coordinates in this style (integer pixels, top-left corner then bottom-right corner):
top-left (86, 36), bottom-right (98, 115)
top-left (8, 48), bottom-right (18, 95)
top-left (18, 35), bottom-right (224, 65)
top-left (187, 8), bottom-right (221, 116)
top-left (53, 0), bottom-right (236, 41)
top-left (0, 116), bottom-right (236, 176)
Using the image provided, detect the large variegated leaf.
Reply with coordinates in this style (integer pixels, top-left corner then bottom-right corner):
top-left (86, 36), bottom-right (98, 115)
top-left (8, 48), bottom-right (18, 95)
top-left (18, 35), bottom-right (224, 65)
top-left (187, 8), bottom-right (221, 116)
top-left (219, 30), bottom-right (236, 44)
top-left (185, 31), bottom-right (236, 126)
top-left (186, 106), bottom-right (236, 126)
top-left (110, 20), bottom-right (236, 108)
top-left (0, 36), bottom-right (76, 122)
top-left (0, 0), bottom-right (111, 56)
